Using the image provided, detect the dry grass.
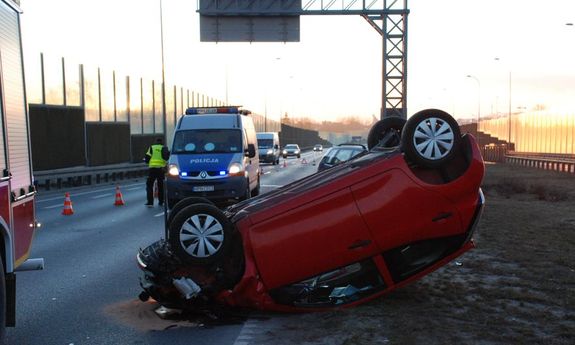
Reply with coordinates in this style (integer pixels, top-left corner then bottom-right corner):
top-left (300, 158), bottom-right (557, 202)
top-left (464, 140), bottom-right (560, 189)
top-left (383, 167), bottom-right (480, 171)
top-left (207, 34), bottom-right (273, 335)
top-left (248, 163), bottom-right (575, 345)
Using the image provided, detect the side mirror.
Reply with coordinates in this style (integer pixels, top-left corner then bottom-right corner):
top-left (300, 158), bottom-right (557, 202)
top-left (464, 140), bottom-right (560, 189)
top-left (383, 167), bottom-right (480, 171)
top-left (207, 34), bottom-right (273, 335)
top-left (246, 144), bottom-right (256, 158)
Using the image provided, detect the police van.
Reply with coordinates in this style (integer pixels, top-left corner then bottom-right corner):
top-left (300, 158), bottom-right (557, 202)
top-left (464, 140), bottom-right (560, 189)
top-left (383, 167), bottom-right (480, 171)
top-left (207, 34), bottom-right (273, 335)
top-left (166, 107), bottom-right (260, 207)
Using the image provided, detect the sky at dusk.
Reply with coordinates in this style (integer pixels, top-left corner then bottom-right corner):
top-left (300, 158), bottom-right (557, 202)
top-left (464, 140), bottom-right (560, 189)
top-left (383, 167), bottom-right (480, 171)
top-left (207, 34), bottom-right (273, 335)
top-left (19, 0), bottom-right (575, 122)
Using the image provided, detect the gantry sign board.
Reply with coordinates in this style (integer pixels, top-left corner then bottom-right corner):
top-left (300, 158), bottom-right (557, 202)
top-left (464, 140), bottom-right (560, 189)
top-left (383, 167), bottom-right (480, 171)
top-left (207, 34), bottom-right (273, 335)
top-left (199, 0), bottom-right (301, 42)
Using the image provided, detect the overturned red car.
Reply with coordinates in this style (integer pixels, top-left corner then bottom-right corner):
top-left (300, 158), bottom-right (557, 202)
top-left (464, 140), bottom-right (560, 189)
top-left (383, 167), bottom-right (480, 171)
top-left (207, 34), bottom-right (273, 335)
top-left (137, 109), bottom-right (485, 312)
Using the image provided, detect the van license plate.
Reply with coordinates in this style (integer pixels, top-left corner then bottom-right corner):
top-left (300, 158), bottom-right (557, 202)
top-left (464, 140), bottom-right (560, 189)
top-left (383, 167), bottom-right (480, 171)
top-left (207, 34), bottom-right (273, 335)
top-left (193, 185), bottom-right (214, 192)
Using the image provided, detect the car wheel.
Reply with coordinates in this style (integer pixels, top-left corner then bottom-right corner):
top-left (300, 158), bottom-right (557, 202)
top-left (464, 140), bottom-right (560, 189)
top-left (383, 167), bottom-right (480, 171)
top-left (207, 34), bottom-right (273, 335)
top-left (297, 154), bottom-right (301, 158)
top-left (283, 155), bottom-right (287, 159)
top-left (168, 204), bottom-right (233, 265)
top-left (401, 109), bottom-right (461, 168)
top-left (168, 197), bottom-right (214, 225)
top-left (367, 116), bottom-right (407, 150)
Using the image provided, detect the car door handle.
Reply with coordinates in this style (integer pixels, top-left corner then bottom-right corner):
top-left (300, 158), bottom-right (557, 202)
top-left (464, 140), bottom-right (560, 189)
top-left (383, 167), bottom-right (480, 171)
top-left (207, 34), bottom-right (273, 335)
top-left (348, 239), bottom-right (372, 250)
top-left (432, 212), bottom-right (453, 222)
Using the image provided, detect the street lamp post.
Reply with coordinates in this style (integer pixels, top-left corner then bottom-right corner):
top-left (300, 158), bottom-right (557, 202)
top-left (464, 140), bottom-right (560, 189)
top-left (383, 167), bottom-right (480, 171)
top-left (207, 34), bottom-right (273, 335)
top-left (159, 0), bottom-right (167, 142)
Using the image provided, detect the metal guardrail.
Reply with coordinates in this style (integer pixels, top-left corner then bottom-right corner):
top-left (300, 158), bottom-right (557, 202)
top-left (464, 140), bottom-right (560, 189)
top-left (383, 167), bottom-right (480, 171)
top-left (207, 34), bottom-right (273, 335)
top-left (34, 163), bottom-right (149, 190)
top-left (505, 154), bottom-right (575, 174)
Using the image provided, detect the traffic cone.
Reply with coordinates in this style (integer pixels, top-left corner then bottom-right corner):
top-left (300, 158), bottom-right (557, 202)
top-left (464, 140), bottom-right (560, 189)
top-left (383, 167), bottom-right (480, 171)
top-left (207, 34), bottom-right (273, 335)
top-left (283, 159), bottom-right (287, 168)
top-left (153, 181), bottom-right (158, 199)
top-left (301, 158), bottom-right (308, 165)
top-left (62, 192), bottom-right (74, 215)
top-left (114, 185), bottom-right (125, 206)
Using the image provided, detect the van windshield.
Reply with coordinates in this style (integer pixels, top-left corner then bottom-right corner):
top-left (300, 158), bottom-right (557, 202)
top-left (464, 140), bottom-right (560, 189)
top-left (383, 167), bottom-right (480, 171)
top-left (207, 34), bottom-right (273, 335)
top-left (172, 129), bottom-right (242, 154)
top-left (258, 139), bottom-right (273, 148)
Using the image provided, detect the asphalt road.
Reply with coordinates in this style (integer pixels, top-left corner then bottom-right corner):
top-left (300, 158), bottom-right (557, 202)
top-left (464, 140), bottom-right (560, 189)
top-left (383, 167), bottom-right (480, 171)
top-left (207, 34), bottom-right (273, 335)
top-left (6, 151), bottom-right (321, 345)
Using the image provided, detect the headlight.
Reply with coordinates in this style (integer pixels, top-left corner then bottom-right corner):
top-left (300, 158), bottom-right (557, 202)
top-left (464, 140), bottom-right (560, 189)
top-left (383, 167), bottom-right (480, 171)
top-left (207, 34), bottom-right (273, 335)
top-left (295, 150), bottom-right (300, 154)
top-left (168, 164), bottom-right (180, 176)
top-left (283, 150), bottom-right (287, 154)
top-left (228, 162), bottom-right (243, 176)
top-left (266, 149), bottom-right (273, 154)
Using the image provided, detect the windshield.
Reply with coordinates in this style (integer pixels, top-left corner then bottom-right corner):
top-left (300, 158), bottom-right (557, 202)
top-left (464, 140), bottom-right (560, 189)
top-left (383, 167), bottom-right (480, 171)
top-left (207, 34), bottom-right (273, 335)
top-left (258, 139), bottom-right (273, 149)
top-left (172, 129), bottom-right (242, 154)
top-left (285, 145), bottom-right (298, 149)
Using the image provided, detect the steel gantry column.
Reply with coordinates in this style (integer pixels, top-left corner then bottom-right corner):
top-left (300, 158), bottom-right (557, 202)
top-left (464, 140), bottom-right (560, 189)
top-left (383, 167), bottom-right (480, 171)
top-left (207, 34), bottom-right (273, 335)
top-left (198, 0), bottom-right (410, 119)
top-left (361, 1), bottom-right (409, 119)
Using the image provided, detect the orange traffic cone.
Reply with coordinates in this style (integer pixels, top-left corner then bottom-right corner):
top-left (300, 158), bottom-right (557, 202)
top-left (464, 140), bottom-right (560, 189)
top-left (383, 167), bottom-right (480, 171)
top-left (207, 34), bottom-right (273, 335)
top-left (301, 158), bottom-right (308, 165)
top-left (62, 192), bottom-right (74, 215)
top-left (114, 185), bottom-right (125, 206)
top-left (283, 159), bottom-right (287, 168)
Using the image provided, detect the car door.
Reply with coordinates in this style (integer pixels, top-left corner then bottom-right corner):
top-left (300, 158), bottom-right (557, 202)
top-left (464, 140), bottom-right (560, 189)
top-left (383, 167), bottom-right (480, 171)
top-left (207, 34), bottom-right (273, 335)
top-left (248, 188), bottom-right (379, 289)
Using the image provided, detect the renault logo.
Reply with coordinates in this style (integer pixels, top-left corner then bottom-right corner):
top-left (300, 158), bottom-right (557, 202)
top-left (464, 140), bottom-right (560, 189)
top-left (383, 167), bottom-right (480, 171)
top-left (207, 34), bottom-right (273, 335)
top-left (200, 171), bottom-right (208, 179)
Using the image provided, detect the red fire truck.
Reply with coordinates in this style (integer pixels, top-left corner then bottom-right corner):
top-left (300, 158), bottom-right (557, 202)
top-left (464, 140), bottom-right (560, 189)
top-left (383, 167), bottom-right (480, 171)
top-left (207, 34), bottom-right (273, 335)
top-left (0, 0), bottom-right (43, 339)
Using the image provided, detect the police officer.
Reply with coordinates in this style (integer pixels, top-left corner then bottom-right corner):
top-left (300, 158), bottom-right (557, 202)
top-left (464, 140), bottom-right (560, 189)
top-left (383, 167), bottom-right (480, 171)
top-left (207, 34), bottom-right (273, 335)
top-left (145, 138), bottom-right (169, 207)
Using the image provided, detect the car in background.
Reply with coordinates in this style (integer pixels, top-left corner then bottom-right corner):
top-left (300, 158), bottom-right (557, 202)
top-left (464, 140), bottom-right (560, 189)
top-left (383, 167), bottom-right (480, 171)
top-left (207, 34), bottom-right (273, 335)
top-left (313, 144), bottom-right (323, 152)
top-left (282, 144), bottom-right (301, 158)
top-left (317, 143), bottom-right (368, 171)
top-left (137, 108), bottom-right (485, 313)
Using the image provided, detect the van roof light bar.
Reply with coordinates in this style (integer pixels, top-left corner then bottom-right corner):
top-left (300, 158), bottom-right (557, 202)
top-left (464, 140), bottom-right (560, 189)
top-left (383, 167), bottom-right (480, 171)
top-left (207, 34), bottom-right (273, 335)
top-left (185, 106), bottom-right (252, 116)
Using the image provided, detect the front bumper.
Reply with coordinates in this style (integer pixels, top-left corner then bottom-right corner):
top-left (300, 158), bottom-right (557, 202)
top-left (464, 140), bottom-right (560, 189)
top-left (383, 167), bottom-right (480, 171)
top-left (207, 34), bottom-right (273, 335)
top-left (167, 175), bottom-right (247, 202)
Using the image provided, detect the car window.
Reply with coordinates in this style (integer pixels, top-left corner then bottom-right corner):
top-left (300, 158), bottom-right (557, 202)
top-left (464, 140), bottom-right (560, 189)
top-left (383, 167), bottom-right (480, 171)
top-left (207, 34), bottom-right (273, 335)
top-left (172, 129), bottom-right (242, 154)
top-left (285, 144), bottom-right (297, 149)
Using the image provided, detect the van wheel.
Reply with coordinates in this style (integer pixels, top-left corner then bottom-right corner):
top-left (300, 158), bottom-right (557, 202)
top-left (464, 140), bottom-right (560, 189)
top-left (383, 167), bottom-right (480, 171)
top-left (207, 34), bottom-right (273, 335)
top-left (168, 204), bottom-right (233, 265)
top-left (252, 177), bottom-right (261, 197)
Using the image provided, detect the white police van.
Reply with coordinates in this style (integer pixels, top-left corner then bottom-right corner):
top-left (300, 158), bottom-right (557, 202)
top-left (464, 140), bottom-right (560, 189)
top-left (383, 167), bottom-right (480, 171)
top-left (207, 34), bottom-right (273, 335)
top-left (166, 107), bottom-right (260, 207)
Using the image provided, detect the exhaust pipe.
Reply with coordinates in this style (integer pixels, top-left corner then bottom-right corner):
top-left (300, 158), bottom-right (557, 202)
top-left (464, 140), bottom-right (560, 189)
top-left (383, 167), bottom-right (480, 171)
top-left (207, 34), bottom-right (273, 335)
top-left (15, 258), bottom-right (44, 272)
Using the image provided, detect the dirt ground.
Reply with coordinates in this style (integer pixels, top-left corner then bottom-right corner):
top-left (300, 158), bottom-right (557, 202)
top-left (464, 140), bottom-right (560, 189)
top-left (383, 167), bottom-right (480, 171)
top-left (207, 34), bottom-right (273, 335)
top-left (245, 163), bottom-right (575, 345)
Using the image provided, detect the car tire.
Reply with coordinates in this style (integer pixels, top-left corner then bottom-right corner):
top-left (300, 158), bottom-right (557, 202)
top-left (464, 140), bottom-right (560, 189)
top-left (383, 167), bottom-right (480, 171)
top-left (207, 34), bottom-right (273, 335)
top-left (168, 197), bottom-right (214, 225)
top-left (297, 154), bottom-right (301, 158)
top-left (282, 155), bottom-right (287, 159)
top-left (401, 109), bottom-right (461, 169)
top-left (367, 116), bottom-right (407, 150)
top-left (168, 204), bottom-right (233, 265)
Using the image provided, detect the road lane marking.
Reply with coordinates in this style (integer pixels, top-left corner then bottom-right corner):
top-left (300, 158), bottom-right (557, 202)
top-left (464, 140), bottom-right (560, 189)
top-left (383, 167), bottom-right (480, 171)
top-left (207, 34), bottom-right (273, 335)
top-left (43, 204), bottom-right (62, 209)
top-left (154, 212), bottom-right (165, 217)
top-left (36, 182), bottom-right (145, 203)
top-left (261, 184), bottom-right (282, 188)
top-left (126, 187), bottom-right (141, 191)
top-left (92, 194), bottom-right (111, 199)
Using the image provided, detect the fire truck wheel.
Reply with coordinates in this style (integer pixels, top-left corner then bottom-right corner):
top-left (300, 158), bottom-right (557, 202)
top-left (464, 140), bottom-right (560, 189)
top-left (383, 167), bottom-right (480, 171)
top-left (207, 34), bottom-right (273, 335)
top-left (0, 257), bottom-right (6, 343)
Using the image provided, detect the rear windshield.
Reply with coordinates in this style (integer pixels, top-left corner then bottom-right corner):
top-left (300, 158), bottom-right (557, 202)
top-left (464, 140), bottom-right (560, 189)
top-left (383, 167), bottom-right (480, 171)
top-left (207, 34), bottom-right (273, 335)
top-left (258, 139), bottom-right (273, 148)
top-left (172, 129), bottom-right (242, 154)
top-left (322, 148), bottom-right (364, 165)
top-left (285, 144), bottom-right (298, 149)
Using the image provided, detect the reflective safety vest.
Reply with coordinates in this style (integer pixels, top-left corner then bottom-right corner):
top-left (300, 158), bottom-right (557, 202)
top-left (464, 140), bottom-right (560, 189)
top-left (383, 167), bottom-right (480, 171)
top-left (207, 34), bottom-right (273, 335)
top-left (146, 144), bottom-right (167, 168)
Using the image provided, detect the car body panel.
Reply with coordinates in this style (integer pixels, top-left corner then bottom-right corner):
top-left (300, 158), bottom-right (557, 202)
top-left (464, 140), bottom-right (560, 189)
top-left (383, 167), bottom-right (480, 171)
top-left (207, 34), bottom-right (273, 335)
top-left (247, 187), bottom-right (378, 289)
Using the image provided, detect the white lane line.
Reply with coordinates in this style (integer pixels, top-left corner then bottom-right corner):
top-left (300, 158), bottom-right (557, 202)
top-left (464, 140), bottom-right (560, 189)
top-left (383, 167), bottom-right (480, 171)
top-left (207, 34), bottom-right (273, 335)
top-left (36, 182), bottom-right (145, 203)
top-left (261, 184), bottom-right (282, 188)
top-left (126, 187), bottom-right (141, 191)
top-left (154, 212), bottom-right (165, 217)
top-left (44, 204), bottom-right (63, 210)
top-left (91, 194), bottom-right (111, 199)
